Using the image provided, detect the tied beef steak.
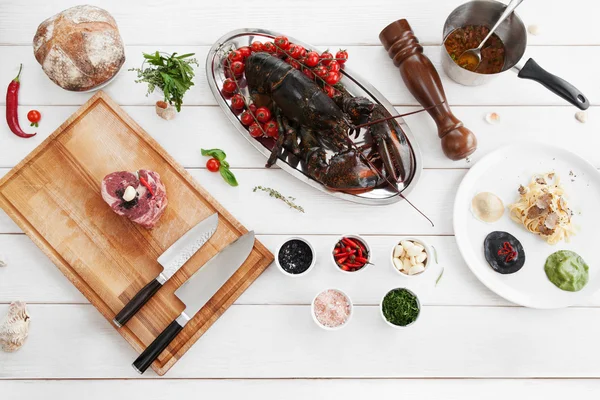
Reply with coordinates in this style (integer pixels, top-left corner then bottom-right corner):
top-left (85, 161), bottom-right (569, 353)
top-left (101, 170), bottom-right (167, 229)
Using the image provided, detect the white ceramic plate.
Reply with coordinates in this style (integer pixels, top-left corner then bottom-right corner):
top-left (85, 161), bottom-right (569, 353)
top-left (454, 143), bottom-right (600, 308)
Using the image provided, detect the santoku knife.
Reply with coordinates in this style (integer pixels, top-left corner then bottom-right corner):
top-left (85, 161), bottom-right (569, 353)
top-left (113, 213), bottom-right (219, 328)
top-left (132, 230), bottom-right (255, 374)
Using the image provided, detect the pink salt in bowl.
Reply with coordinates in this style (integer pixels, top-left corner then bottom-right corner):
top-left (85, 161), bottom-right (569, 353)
top-left (311, 288), bottom-right (353, 331)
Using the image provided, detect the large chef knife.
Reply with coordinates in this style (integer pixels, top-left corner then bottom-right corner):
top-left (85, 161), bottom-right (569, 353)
top-left (113, 213), bottom-right (219, 328)
top-left (132, 230), bottom-right (255, 374)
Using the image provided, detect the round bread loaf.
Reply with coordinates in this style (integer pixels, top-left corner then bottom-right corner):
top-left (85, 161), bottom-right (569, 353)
top-left (33, 5), bottom-right (125, 92)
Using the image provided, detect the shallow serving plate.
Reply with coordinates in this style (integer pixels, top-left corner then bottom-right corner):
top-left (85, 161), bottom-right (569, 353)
top-left (206, 28), bottom-right (422, 205)
top-left (454, 143), bottom-right (600, 308)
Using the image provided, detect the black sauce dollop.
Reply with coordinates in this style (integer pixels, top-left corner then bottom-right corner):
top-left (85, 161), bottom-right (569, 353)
top-left (484, 231), bottom-right (526, 274)
top-left (278, 239), bottom-right (313, 275)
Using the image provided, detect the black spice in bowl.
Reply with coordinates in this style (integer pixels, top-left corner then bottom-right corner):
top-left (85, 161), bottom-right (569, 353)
top-left (276, 237), bottom-right (315, 276)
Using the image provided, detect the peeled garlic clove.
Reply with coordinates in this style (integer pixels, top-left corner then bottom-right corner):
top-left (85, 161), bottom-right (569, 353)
top-left (575, 111), bottom-right (587, 124)
top-left (401, 241), bottom-right (414, 252)
top-left (407, 245), bottom-right (422, 257)
top-left (402, 257), bottom-right (412, 270)
top-left (527, 24), bottom-right (541, 36)
top-left (122, 185), bottom-right (137, 202)
top-left (416, 252), bottom-right (427, 263)
top-left (485, 112), bottom-right (500, 125)
top-left (0, 301), bottom-right (30, 352)
top-left (410, 256), bottom-right (417, 266)
top-left (393, 245), bottom-right (404, 258)
top-left (155, 101), bottom-right (176, 121)
top-left (409, 264), bottom-right (426, 275)
top-left (393, 258), bottom-right (403, 271)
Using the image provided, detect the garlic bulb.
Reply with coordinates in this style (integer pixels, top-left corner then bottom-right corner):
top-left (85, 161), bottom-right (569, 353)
top-left (155, 101), bottom-right (176, 121)
top-left (0, 301), bottom-right (30, 352)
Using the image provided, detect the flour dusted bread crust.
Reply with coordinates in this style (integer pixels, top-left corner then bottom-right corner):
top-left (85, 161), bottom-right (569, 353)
top-left (33, 5), bottom-right (125, 91)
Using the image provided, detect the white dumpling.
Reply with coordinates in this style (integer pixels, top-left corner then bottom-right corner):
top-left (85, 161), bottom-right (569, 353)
top-left (471, 192), bottom-right (505, 223)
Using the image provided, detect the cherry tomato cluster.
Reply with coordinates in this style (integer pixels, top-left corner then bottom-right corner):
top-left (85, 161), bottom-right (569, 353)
top-left (220, 35), bottom-right (350, 140)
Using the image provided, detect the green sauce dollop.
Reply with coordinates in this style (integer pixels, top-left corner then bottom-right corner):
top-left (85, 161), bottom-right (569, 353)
top-left (544, 250), bottom-right (589, 292)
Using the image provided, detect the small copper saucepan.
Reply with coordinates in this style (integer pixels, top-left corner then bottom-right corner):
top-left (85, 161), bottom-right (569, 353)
top-left (441, 0), bottom-right (589, 110)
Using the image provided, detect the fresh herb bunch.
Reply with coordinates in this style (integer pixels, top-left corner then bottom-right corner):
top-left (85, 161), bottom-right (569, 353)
top-left (253, 186), bottom-right (305, 213)
top-left (130, 52), bottom-right (198, 112)
top-left (382, 288), bottom-right (420, 326)
top-left (201, 148), bottom-right (238, 186)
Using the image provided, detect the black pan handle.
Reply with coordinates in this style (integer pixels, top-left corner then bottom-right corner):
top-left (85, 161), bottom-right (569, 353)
top-left (113, 278), bottom-right (163, 328)
top-left (132, 318), bottom-right (184, 374)
top-left (518, 58), bottom-right (589, 110)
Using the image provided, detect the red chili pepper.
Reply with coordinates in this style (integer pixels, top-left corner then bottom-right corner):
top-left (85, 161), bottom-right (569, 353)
top-left (139, 176), bottom-right (154, 196)
top-left (345, 249), bottom-right (356, 255)
top-left (345, 262), bottom-right (364, 268)
top-left (336, 256), bottom-right (347, 265)
top-left (340, 264), bottom-right (350, 271)
top-left (334, 252), bottom-right (347, 259)
top-left (355, 257), bottom-right (368, 264)
top-left (342, 238), bottom-right (358, 248)
top-left (357, 248), bottom-right (363, 258)
top-left (333, 248), bottom-right (340, 255)
top-left (6, 64), bottom-right (35, 139)
top-left (497, 241), bottom-right (517, 263)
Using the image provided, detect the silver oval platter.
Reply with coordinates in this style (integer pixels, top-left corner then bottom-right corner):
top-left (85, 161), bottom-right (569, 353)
top-left (206, 28), bottom-right (423, 205)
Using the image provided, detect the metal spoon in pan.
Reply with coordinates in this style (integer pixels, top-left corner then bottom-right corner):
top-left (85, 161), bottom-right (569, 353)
top-left (457, 0), bottom-right (524, 71)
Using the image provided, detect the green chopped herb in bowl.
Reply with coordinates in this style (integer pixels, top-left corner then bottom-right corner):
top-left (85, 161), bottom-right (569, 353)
top-left (380, 288), bottom-right (420, 327)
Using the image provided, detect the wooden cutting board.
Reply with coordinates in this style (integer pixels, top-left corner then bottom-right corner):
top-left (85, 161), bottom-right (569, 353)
top-left (0, 91), bottom-right (273, 375)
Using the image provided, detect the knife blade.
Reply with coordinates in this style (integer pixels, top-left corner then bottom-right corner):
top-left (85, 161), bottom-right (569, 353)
top-left (113, 213), bottom-right (219, 328)
top-left (132, 230), bottom-right (255, 374)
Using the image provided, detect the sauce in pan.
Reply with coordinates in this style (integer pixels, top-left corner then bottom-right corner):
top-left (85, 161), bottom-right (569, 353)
top-left (444, 25), bottom-right (506, 74)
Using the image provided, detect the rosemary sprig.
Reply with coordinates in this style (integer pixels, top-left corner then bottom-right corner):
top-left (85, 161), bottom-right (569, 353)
top-left (253, 186), bottom-right (305, 213)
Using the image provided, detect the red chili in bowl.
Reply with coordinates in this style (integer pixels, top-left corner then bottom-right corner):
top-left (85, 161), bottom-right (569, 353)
top-left (333, 237), bottom-right (369, 271)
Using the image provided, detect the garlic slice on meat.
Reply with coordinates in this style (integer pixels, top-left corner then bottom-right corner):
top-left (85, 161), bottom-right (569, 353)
top-left (0, 301), bottom-right (30, 352)
top-left (122, 185), bottom-right (137, 202)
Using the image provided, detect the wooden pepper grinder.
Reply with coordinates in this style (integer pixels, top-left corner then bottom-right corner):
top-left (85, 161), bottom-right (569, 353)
top-left (379, 19), bottom-right (477, 160)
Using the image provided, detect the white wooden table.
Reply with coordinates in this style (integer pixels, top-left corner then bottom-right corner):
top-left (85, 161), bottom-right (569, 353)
top-left (1, 0), bottom-right (600, 398)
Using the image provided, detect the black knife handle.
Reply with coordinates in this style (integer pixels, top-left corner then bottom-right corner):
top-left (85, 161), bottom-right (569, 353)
top-left (113, 278), bottom-right (163, 328)
top-left (132, 318), bottom-right (184, 374)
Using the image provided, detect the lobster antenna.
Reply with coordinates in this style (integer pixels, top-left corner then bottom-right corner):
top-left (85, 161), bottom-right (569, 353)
top-left (354, 101), bottom-right (445, 129)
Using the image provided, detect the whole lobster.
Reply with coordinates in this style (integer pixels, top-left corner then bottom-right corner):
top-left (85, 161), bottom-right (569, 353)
top-left (245, 52), bottom-right (414, 194)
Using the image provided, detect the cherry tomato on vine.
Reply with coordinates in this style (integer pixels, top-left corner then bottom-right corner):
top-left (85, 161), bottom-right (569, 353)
top-left (288, 59), bottom-right (301, 70)
top-left (263, 42), bottom-right (276, 53)
top-left (238, 46), bottom-right (252, 59)
top-left (248, 103), bottom-right (257, 113)
top-left (255, 107), bottom-right (272, 123)
top-left (27, 110), bottom-right (41, 127)
top-left (222, 78), bottom-right (237, 94)
top-left (230, 61), bottom-right (245, 76)
top-left (320, 51), bottom-right (333, 66)
top-left (240, 111), bottom-right (254, 126)
top-left (328, 61), bottom-right (341, 72)
top-left (231, 94), bottom-right (246, 110)
top-left (302, 68), bottom-right (315, 80)
top-left (335, 50), bottom-right (348, 64)
top-left (274, 36), bottom-right (290, 50)
top-left (288, 44), bottom-right (304, 59)
top-left (206, 158), bottom-right (220, 172)
top-left (251, 41), bottom-right (264, 52)
top-left (228, 50), bottom-right (244, 63)
top-left (249, 122), bottom-right (263, 138)
top-left (314, 65), bottom-right (328, 78)
top-left (305, 51), bottom-right (319, 67)
top-left (323, 85), bottom-right (337, 98)
top-left (264, 120), bottom-right (279, 138)
top-left (324, 71), bottom-right (341, 85)
top-left (299, 47), bottom-right (307, 58)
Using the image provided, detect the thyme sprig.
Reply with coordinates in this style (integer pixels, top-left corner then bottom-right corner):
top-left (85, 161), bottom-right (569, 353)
top-left (253, 186), bottom-right (305, 213)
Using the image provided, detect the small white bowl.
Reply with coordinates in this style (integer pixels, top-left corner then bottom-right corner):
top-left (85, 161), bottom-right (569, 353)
top-left (275, 237), bottom-right (316, 277)
top-left (311, 288), bottom-right (353, 331)
top-left (331, 234), bottom-right (371, 274)
top-left (380, 287), bottom-right (421, 328)
top-left (390, 237), bottom-right (433, 277)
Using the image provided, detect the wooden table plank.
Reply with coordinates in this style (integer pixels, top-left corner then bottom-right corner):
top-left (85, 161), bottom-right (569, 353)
top-left (1, 105), bottom-right (597, 170)
top-left (3, 379), bottom-right (600, 399)
top-left (0, 46), bottom-right (597, 107)
top-left (0, 0), bottom-right (597, 46)
top-left (1, 304), bottom-right (600, 378)
top-left (3, 234), bottom-right (600, 307)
